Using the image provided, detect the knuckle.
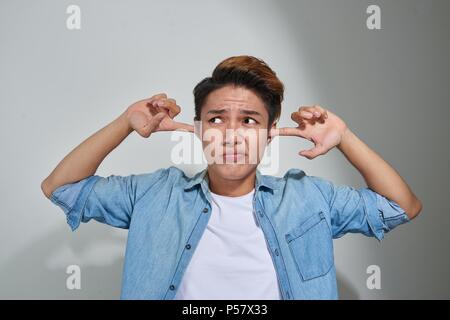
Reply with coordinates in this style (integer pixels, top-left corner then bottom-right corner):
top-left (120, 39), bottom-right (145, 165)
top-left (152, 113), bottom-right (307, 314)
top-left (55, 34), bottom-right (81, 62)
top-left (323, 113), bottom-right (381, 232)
top-left (152, 93), bottom-right (166, 99)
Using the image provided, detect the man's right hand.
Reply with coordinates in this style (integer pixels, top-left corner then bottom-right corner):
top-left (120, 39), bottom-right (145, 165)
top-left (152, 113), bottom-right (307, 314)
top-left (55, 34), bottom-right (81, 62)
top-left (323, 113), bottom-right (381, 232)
top-left (125, 93), bottom-right (194, 138)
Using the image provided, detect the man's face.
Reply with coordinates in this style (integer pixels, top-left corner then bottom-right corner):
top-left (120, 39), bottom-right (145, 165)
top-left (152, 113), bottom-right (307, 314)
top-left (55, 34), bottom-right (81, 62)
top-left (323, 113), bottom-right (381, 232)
top-left (196, 85), bottom-right (275, 181)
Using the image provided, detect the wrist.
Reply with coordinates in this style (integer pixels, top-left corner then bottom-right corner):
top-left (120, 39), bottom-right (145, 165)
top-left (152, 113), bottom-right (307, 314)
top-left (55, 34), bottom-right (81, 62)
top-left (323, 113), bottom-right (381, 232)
top-left (117, 111), bottom-right (134, 135)
top-left (337, 127), bottom-right (353, 152)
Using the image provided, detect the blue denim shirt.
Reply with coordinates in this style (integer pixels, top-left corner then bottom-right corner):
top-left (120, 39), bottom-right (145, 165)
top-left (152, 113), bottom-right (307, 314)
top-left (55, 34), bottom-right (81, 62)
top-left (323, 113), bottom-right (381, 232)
top-left (49, 166), bottom-right (410, 299)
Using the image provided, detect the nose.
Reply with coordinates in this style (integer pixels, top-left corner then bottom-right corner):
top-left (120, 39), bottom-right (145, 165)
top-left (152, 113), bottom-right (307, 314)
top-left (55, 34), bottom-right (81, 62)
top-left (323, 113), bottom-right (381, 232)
top-left (223, 122), bottom-right (245, 147)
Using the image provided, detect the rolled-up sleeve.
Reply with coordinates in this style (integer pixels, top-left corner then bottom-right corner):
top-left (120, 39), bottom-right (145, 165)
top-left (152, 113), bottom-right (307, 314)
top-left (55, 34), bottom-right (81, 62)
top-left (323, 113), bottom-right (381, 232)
top-left (50, 175), bottom-right (101, 231)
top-left (309, 176), bottom-right (410, 241)
top-left (49, 168), bottom-right (170, 231)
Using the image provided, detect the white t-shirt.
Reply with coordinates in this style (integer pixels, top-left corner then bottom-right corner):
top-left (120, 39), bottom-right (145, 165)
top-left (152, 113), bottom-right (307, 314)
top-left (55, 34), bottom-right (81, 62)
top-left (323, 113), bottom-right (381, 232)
top-left (174, 188), bottom-right (281, 300)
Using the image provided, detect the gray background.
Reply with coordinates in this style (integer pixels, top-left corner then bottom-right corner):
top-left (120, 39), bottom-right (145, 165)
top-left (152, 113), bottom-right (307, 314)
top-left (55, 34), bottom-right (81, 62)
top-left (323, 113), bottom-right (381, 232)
top-left (1, 0), bottom-right (449, 299)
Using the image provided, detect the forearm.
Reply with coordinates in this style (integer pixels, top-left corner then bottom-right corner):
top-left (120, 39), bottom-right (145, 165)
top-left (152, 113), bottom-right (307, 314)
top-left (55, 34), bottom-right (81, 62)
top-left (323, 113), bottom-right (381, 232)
top-left (337, 128), bottom-right (422, 219)
top-left (41, 111), bottom-right (133, 198)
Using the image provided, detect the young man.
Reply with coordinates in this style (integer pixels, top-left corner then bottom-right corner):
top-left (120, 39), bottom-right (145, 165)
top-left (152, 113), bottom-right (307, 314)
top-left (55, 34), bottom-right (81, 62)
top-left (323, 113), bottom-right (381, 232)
top-left (41, 55), bottom-right (422, 300)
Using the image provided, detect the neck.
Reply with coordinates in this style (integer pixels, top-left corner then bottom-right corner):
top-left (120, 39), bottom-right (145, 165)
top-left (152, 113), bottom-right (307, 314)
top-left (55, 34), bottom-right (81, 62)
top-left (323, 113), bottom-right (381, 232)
top-left (207, 168), bottom-right (256, 197)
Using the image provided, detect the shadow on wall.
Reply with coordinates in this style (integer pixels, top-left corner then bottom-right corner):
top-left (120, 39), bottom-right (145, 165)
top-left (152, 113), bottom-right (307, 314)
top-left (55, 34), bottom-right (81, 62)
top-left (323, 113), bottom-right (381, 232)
top-left (0, 219), bottom-right (360, 299)
top-left (336, 270), bottom-right (360, 300)
top-left (0, 224), bottom-right (125, 299)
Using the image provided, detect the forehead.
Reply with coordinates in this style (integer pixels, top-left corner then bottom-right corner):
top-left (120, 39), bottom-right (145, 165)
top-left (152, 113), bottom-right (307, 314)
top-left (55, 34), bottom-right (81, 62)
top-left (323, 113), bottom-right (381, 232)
top-left (202, 85), bottom-right (267, 115)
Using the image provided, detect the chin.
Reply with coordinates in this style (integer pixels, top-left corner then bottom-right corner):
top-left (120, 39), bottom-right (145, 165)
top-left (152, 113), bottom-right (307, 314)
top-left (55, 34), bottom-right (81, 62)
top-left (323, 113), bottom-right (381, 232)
top-left (208, 163), bottom-right (257, 181)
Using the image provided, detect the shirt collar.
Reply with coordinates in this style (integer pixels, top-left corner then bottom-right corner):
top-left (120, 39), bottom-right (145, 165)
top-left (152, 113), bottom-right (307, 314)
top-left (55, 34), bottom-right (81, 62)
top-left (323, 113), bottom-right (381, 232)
top-left (183, 167), bottom-right (282, 191)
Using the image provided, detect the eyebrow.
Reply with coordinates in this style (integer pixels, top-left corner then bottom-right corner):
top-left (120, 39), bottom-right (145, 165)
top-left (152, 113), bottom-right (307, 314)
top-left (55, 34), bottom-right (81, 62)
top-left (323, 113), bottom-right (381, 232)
top-left (206, 108), bottom-right (262, 117)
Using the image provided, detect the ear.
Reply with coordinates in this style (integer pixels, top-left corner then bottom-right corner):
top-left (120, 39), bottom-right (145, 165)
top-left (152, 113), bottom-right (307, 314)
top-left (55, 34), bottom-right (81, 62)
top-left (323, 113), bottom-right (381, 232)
top-left (267, 122), bottom-right (277, 145)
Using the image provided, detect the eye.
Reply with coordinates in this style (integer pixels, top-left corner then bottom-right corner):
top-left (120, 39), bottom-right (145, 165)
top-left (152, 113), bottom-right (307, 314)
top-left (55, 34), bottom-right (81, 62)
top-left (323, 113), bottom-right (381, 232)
top-left (243, 118), bottom-right (257, 125)
top-left (208, 117), bottom-right (223, 124)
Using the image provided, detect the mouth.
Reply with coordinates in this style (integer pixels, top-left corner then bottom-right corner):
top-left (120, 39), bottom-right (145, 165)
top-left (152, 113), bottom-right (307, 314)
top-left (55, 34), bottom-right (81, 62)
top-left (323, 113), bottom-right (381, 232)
top-left (221, 151), bottom-right (247, 163)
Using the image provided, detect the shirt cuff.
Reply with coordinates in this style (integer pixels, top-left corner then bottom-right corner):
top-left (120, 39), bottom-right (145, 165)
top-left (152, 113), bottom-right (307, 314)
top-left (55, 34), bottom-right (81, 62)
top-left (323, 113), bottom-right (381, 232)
top-left (359, 188), bottom-right (410, 241)
top-left (50, 175), bottom-right (101, 231)
top-left (376, 192), bottom-right (410, 231)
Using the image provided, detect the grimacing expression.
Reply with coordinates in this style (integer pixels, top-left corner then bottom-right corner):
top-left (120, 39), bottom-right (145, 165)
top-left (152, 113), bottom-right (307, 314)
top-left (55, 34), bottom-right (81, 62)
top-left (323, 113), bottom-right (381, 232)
top-left (196, 85), bottom-right (275, 180)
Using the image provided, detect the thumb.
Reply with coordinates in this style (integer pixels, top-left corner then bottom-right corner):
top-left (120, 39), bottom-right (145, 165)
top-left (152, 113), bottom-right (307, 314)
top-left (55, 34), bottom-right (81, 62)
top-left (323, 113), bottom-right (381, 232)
top-left (299, 144), bottom-right (326, 160)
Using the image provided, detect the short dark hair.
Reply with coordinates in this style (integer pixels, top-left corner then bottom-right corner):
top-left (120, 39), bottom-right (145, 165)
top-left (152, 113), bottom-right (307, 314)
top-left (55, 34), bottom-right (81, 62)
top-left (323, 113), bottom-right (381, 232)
top-left (193, 55), bottom-right (284, 127)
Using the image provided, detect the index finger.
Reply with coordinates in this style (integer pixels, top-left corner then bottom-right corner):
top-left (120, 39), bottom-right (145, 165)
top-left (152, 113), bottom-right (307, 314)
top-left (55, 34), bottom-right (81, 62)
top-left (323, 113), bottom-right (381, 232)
top-left (270, 127), bottom-right (306, 138)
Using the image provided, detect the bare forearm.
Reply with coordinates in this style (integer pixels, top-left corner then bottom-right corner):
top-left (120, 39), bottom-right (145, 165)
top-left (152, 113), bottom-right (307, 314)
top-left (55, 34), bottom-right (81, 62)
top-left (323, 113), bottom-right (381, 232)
top-left (337, 128), bottom-right (422, 219)
top-left (41, 111), bottom-right (133, 198)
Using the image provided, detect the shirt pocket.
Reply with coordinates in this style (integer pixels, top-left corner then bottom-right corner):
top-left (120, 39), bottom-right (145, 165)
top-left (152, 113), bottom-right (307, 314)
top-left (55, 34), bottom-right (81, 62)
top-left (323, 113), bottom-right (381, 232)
top-left (285, 211), bottom-right (334, 281)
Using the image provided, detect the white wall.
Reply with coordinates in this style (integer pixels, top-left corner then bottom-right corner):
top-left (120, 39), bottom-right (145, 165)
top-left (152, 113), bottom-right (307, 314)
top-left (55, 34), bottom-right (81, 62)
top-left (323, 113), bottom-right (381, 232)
top-left (0, 0), bottom-right (448, 299)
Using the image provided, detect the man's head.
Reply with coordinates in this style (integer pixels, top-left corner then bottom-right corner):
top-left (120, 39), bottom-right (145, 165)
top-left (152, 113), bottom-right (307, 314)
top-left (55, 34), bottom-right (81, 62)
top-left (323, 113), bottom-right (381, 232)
top-left (193, 55), bottom-right (284, 181)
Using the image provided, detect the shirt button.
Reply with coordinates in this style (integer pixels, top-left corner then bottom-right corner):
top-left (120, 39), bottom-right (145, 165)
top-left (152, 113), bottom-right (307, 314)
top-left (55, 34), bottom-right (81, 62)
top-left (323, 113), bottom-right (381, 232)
top-left (169, 285), bottom-right (175, 290)
top-left (185, 244), bottom-right (191, 250)
top-left (258, 210), bottom-right (264, 217)
top-left (202, 207), bottom-right (209, 213)
top-left (274, 248), bottom-right (279, 256)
